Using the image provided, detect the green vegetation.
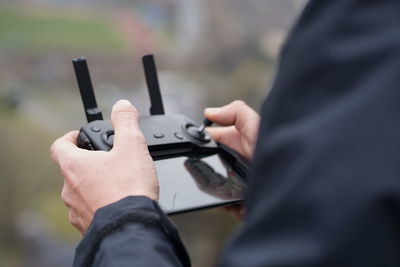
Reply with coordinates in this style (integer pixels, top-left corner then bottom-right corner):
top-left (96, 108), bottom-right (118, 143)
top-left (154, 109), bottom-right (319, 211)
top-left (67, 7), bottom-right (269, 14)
top-left (0, 7), bottom-right (128, 53)
top-left (0, 108), bottom-right (79, 255)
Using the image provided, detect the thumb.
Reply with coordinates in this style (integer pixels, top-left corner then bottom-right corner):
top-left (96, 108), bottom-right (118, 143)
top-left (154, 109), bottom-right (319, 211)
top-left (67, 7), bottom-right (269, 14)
top-left (111, 100), bottom-right (142, 151)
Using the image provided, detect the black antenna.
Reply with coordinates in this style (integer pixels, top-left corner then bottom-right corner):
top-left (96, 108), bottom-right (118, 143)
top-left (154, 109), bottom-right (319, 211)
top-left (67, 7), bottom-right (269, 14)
top-left (142, 55), bottom-right (165, 115)
top-left (72, 57), bottom-right (103, 122)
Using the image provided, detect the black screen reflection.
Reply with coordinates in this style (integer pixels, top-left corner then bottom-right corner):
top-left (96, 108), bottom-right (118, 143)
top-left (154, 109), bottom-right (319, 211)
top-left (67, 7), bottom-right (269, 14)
top-left (184, 157), bottom-right (245, 200)
top-left (155, 154), bottom-right (246, 214)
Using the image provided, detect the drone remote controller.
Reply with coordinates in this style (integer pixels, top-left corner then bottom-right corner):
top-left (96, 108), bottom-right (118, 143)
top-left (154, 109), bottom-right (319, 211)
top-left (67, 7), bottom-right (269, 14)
top-left (73, 55), bottom-right (249, 214)
top-left (73, 55), bottom-right (221, 160)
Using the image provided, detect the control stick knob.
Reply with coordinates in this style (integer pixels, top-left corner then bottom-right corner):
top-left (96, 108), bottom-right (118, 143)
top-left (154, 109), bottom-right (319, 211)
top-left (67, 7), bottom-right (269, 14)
top-left (185, 118), bottom-right (213, 142)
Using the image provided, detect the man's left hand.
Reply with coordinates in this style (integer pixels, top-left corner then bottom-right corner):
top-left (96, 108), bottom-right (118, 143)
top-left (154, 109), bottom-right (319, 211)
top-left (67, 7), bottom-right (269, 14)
top-left (50, 100), bottom-right (159, 234)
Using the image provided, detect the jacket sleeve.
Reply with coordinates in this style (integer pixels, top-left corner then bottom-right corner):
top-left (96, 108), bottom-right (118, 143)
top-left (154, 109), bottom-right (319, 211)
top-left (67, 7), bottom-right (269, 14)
top-left (73, 196), bottom-right (191, 267)
top-left (218, 0), bottom-right (400, 266)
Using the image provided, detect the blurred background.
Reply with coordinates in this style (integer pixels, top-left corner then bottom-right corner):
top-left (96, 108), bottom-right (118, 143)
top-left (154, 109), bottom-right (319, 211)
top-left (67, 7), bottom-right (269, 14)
top-left (0, 0), bottom-right (306, 266)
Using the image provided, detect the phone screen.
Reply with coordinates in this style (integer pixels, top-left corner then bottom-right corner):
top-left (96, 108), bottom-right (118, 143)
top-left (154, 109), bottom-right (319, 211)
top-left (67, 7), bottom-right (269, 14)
top-left (155, 153), bottom-right (247, 215)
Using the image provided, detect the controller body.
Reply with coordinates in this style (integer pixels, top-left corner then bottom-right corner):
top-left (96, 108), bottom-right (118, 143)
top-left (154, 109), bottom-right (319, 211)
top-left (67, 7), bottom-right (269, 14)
top-left (78, 114), bottom-right (219, 160)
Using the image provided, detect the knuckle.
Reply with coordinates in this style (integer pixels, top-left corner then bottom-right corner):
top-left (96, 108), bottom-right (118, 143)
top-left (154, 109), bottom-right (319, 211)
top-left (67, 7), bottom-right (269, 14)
top-left (116, 131), bottom-right (146, 147)
top-left (59, 152), bottom-right (76, 171)
top-left (231, 100), bottom-right (246, 108)
top-left (59, 163), bottom-right (74, 180)
top-left (117, 132), bottom-right (146, 153)
top-left (61, 187), bottom-right (67, 201)
top-left (59, 158), bottom-right (80, 189)
top-left (64, 176), bottom-right (79, 192)
top-left (115, 105), bottom-right (139, 118)
top-left (68, 211), bottom-right (77, 226)
top-left (49, 142), bottom-right (56, 155)
top-left (68, 210), bottom-right (80, 230)
top-left (49, 140), bottom-right (60, 160)
top-left (60, 186), bottom-right (72, 207)
top-left (132, 132), bottom-right (146, 144)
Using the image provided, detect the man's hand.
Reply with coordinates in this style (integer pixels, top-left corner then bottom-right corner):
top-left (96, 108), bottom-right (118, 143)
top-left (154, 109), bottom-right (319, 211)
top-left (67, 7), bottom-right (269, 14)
top-left (50, 100), bottom-right (158, 234)
top-left (205, 100), bottom-right (260, 220)
top-left (205, 100), bottom-right (260, 160)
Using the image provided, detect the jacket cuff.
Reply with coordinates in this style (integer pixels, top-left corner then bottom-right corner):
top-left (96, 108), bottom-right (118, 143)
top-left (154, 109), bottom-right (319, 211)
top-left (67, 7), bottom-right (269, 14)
top-left (74, 196), bottom-right (183, 266)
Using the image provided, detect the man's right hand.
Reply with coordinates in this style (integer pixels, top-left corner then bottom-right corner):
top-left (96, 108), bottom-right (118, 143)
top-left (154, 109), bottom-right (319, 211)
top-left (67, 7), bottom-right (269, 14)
top-left (205, 100), bottom-right (260, 160)
top-left (205, 100), bottom-right (260, 221)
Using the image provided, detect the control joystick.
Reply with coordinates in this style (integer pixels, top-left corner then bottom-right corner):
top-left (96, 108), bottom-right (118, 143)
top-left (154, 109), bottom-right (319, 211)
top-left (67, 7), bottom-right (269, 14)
top-left (185, 118), bottom-right (213, 142)
top-left (197, 118), bottom-right (213, 134)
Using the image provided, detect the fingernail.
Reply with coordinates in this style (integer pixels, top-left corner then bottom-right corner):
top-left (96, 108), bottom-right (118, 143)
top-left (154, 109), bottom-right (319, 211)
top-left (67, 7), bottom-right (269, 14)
top-left (114, 99), bottom-right (132, 108)
top-left (205, 107), bottom-right (222, 116)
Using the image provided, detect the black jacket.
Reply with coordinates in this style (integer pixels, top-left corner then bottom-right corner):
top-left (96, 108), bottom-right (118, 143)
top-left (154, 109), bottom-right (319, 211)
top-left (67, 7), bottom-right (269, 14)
top-left (74, 0), bottom-right (400, 266)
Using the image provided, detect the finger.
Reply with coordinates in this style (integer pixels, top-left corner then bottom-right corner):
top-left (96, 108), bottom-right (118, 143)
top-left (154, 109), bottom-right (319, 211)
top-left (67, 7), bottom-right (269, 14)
top-left (232, 208), bottom-right (244, 221)
top-left (61, 185), bottom-right (71, 208)
top-left (220, 205), bottom-right (244, 221)
top-left (221, 206), bottom-right (233, 212)
top-left (68, 209), bottom-right (84, 234)
top-left (62, 130), bottom-right (79, 145)
top-left (111, 100), bottom-right (142, 150)
top-left (50, 131), bottom-right (80, 163)
top-left (206, 126), bottom-right (243, 154)
top-left (204, 100), bottom-right (259, 134)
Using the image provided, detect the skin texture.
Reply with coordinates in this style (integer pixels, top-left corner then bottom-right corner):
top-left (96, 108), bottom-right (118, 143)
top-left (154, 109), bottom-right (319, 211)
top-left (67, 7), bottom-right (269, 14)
top-left (50, 100), bottom-right (158, 234)
top-left (205, 100), bottom-right (260, 220)
top-left (205, 100), bottom-right (260, 161)
top-left (50, 99), bottom-right (259, 233)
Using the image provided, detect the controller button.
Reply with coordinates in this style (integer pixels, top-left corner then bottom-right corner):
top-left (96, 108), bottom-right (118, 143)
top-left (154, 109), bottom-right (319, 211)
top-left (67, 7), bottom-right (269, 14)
top-left (107, 134), bottom-right (114, 145)
top-left (153, 133), bottom-right (165, 139)
top-left (174, 132), bottom-right (184, 140)
top-left (91, 126), bottom-right (101, 132)
top-left (78, 132), bottom-right (94, 150)
top-left (101, 130), bottom-right (115, 147)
